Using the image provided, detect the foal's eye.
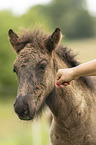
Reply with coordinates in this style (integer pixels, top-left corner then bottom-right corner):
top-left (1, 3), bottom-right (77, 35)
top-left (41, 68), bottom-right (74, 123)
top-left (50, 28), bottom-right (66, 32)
top-left (39, 62), bottom-right (47, 70)
top-left (36, 60), bottom-right (47, 72)
top-left (38, 60), bottom-right (47, 71)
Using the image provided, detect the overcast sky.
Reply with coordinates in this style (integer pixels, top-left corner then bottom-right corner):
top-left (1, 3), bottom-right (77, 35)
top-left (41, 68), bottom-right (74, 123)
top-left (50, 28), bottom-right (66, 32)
top-left (0, 0), bottom-right (96, 16)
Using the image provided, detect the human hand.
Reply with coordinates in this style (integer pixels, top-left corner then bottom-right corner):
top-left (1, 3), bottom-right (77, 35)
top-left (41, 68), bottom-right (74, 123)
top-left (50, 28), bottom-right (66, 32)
top-left (55, 68), bottom-right (75, 88)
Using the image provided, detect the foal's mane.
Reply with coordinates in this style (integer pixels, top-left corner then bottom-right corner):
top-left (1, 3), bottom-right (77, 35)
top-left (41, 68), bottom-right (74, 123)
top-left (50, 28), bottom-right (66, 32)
top-left (19, 28), bottom-right (93, 90)
top-left (18, 27), bottom-right (47, 48)
top-left (55, 45), bottom-right (93, 90)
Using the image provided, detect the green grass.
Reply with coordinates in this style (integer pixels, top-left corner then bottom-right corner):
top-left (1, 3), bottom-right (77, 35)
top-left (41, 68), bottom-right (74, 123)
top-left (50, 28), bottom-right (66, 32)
top-left (0, 37), bottom-right (96, 145)
top-left (0, 98), bottom-right (50, 145)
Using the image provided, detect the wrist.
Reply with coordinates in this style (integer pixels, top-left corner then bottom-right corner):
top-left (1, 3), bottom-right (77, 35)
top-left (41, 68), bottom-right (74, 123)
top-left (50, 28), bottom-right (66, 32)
top-left (72, 67), bottom-right (80, 80)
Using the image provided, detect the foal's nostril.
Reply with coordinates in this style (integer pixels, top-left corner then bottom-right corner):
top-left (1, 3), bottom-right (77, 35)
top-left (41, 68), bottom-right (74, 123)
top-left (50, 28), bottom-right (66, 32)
top-left (23, 109), bottom-right (29, 115)
top-left (14, 103), bottom-right (30, 116)
top-left (23, 104), bottom-right (29, 116)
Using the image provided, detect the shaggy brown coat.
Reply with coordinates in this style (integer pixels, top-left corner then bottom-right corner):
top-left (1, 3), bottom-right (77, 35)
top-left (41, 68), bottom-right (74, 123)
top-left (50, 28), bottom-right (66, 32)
top-left (8, 27), bottom-right (96, 145)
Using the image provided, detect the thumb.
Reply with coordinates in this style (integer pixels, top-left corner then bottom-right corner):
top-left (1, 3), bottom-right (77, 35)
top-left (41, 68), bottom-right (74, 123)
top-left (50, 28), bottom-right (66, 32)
top-left (56, 77), bottom-right (65, 85)
top-left (56, 71), bottom-right (62, 81)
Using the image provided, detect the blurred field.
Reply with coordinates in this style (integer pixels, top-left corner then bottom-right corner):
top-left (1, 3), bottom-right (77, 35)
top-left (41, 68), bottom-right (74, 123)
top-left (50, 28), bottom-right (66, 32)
top-left (65, 37), bottom-right (96, 63)
top-left (0, 38), bottom-right (95, 145)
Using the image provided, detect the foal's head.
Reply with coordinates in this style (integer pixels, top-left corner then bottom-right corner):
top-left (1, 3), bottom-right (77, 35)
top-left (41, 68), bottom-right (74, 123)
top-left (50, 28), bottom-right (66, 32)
top-left (8, 28), bottom-right (62, 120)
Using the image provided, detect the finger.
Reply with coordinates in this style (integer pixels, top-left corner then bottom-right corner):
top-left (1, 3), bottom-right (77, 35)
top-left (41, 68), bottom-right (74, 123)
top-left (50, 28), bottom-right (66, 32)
top-left (56, 83), bottom-right (59, 86)
top-left (56, 77), bottom-right (65, 85)
top-left (55, 84), bottom-right (59, 89)
top-left (56, 73), bottom-right (61, 81)
top-left (60, 82), bottom-right (70, 88)
top-left (60, 85), bottom-right (64, 88)
top-left (68, 82), bottom-right (71, 85)
top-left (55, 70), bottom-right (62, 80)
top-left (64, 83), bottom-right (68, 86)
top-left (60, 83), bottom-right (69, 88)
top-left (62, 81), bottom-right (71, 85)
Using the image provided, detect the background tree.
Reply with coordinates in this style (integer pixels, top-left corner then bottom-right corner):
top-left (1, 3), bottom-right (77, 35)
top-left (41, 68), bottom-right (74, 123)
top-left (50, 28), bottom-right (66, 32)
top-left (35, 0), bottom-right (95, 38)
top-left (0, 0), bottom-right (95, 97)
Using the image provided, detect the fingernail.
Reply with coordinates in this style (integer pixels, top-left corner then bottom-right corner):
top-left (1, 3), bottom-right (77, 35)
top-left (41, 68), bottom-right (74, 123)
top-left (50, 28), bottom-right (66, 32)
top-left (56, 83), bottom-right (59, 86)
top-left (64, 83), bottom-right (68, 86)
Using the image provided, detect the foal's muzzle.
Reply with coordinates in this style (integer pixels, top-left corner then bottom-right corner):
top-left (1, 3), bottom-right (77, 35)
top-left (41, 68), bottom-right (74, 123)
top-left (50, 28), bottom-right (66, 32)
top-left (14, 95), bottom-right (35, 120)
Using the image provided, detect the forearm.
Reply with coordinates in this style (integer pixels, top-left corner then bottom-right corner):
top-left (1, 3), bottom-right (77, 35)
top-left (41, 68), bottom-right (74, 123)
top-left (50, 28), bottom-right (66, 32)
top-left (55, 59), bottom-right (96, 87)
top-left (73, 59), bottom-right (96, 78)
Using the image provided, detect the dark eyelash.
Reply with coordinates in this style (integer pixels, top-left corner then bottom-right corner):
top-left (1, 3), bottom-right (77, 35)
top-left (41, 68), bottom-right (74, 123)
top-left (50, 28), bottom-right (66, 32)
top-left (40, 63), bottom-right (47, 69)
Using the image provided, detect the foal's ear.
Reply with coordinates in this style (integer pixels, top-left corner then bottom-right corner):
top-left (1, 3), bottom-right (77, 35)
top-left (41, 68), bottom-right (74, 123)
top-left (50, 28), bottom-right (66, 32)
top-left (8, 29), bottom-right (19, 53)
top-left (8, 29), bottom-right (19, 46)
top-left (8, 29), bottom-right (29, 54)
top-left (44, 28), bottom-right (62, 52)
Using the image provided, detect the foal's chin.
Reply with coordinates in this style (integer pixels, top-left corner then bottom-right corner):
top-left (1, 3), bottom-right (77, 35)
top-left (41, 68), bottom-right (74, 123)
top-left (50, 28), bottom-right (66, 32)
top-left (17, 110), bottom-right (36, 121)
top-left (15, 103), bottom-right (45, 121)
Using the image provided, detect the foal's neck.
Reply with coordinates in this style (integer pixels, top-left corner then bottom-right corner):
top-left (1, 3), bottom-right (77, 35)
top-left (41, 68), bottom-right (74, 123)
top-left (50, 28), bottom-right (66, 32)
top-left (46, 51), bottom-right (90, 129)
